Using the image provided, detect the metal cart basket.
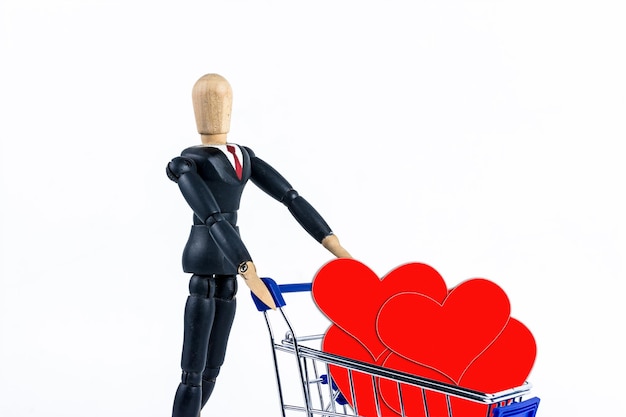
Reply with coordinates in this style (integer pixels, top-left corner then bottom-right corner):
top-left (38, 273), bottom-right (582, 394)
top-left (251, 278), bottom-right (540, 417)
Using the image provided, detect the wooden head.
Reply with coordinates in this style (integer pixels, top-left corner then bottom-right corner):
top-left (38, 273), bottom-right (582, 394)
top-left (192, 73), bottom-right (233, 144)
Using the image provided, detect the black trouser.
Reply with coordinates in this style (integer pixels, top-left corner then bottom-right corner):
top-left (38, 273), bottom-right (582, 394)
top-left (172, 274), bottom-right (237, 417)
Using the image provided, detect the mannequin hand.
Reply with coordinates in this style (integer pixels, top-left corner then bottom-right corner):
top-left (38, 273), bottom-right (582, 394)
top-left (238, 261), bottom-right (276, 310)
top-left (322, 234), bottom-right (352, 259)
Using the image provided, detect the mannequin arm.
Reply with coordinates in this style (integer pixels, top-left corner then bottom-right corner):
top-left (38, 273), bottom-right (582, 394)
top-left (322, 234), bottom-right (352, 258)
top-left (247, 148), bottom-right (350, 258)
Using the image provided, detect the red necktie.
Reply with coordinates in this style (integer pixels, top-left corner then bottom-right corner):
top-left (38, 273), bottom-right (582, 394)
top-left (226, 145), bottom-right (243, 180)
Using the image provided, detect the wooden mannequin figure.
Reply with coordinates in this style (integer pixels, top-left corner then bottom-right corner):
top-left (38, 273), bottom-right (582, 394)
top-left (166, 73), bottom-right (351, 417)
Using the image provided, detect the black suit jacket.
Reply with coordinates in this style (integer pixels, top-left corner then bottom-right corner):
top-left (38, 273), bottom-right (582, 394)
top-left (168, 144), bottom-right (332, 275)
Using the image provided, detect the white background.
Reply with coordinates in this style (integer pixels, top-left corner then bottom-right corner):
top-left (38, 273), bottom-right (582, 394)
top-left (1, 0), bottom-right (624, 416)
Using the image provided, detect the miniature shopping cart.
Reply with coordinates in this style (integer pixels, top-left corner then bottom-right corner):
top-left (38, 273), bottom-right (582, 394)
top-left (250, 278), bottom-right (540, 417)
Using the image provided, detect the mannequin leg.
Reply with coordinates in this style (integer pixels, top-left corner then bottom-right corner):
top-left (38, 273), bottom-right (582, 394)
top-left (172, 275), bottom-right (216, 417)
top-left (200, 275), bottom-right (238, 409)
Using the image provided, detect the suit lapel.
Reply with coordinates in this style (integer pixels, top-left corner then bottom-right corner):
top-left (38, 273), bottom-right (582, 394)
top-left (203, 144), bottom-right (248, 183)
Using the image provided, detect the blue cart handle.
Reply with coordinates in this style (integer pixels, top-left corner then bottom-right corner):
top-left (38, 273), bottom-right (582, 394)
top-left (250, 278), bottom-right (312, 311)
top-left (278, 283), bottom-right (313, 293)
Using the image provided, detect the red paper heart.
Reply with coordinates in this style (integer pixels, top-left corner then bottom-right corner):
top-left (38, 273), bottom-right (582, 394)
top-left (377, 279), bottom-right (511, 383)
top-left (313, 259), bottom-right (448, 360)
top-left (315, 260), bottom-right (536, 417)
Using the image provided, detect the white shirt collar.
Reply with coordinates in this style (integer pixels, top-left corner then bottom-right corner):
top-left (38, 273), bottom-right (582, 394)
top-left (199, 143), bottom-right (243, 169)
